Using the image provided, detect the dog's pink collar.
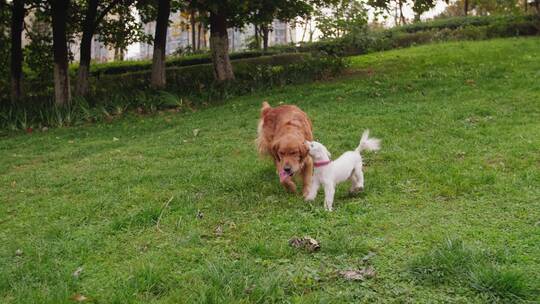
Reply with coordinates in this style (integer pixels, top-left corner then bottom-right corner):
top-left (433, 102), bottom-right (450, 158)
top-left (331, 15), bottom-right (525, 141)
top-left (314, 160), bottom-right (331, 167)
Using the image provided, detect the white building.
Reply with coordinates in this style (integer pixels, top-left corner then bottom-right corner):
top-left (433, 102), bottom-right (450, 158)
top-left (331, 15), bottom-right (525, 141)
top-left (139, 11), bottom-right (296, 59)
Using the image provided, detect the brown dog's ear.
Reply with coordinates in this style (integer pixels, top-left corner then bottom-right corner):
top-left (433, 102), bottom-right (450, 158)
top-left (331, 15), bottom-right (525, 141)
top-left (271, 140), bottom-right (280, 160)
top-left (299, 141), bottom-right (308, 161)
top-left (261, 101), bottom-right (272, 117)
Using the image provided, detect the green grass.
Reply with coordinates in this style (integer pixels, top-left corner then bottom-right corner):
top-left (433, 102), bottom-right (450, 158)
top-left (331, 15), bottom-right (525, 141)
top-left (1, 37), bottom-right (539, 303)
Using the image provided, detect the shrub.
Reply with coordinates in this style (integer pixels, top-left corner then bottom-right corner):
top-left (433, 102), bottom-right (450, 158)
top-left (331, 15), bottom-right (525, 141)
top-left (295, 15), bottom-right (540, 56)
top-left (85, 49), bottom-right (282, 76)
top-left (89, 53), bottom-right (346, 103)
top-left (1, 53), bottom-right (347, 130)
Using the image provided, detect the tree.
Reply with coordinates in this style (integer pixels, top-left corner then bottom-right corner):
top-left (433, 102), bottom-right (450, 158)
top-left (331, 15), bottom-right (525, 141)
top-left (208, 6), bottom-right (234, 81)
top-left (315, 0), bottom-right (367, 39)
top-left (76, 0), bottom-right (127, 96)
top-left (97, 4), bottom-right (150, 59)
top-left (51, 0), bottom-right (71, 106)
top-left (190, 0), bottom-right (245, 81)
top-left (191, 0), bottom-right (327, 82)
top-left (10, 0), bottom-right (25, 103)
top-left (248, 0), bottom-right (314, 51)
top-left (150, 0), bottom-right (171, 89)
top-left (437, 0), bottom-right (522, 17)
top-left (0, 0), bottom-right (11, 103)
top-left (412, 0), bottom-right (437, 21)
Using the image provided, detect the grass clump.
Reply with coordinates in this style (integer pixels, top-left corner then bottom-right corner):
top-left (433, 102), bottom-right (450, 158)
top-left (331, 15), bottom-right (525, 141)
top-left (409, 238), bottom-right (535, 302)
top-left (409, 238), bottom-right (479, 284)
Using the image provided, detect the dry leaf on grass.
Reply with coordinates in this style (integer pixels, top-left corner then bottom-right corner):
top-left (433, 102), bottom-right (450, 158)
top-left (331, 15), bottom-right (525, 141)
top-left (193, 129), bottom-right (200, 137)
top-left (288, 236), bottom-right (320, 252)
top-left (339, 266), bottom-right (377, 281)
top-left (73, 267), bottom-right (83, 278)
top-left (70, 294), bottom-right (88, 302)
top-left (214, 225), bottom-right (223, 236)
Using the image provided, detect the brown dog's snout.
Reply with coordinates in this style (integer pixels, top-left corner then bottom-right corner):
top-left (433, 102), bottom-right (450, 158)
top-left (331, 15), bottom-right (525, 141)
top-left (284, 165), bottom-right (292, 173)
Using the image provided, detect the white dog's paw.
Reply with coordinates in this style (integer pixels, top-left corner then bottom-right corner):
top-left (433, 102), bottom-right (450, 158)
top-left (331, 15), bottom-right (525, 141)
top-left (349, 186), bottom-right (364, 194)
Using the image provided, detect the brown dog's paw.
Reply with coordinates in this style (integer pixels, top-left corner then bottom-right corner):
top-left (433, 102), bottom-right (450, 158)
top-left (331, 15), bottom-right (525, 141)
top-left (282, 180), bottom-right (297, 193)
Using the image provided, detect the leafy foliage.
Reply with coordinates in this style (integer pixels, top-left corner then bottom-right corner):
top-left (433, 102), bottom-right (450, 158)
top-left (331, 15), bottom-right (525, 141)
top-left (316, 0), bottom-right (369, 39)
top-left (0, 53), bottom-right (347, 130)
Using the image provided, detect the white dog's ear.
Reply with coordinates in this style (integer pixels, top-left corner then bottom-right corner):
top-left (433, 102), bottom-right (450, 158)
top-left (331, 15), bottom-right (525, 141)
top-left (325, 147), bottom-right (331, 158)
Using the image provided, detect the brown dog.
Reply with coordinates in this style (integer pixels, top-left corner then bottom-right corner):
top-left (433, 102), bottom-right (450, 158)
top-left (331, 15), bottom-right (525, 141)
top-left (256, 101), bottom-right (313, 197)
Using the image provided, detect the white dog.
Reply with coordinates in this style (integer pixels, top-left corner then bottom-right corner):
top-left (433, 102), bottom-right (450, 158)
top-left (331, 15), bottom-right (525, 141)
top-left (305, 130), bottom-right (381, 211)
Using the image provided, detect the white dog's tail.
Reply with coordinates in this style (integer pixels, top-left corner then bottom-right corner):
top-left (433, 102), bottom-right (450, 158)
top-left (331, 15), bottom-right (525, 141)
top-left (355, 130), bottom-right (381, 153)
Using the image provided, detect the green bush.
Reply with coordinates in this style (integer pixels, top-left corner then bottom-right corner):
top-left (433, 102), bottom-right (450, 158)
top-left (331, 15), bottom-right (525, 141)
top-left (89, 53), bottom-right (346, 103)
top-left (296, 15), bottom-right (540, 56)
top-left (396, 15), bottom-right (538, 33)
top-left (85, 50), bottom-right (281, 76)
top-left (1, 53), bottom-right (347, 130)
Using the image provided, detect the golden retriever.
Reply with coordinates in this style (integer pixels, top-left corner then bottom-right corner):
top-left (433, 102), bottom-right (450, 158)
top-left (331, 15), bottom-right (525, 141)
top-left (256, 101), bottom-right (313, 197)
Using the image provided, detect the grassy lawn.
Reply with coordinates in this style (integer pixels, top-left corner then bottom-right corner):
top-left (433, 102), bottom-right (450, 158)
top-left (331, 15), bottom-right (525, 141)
top-left (1, 37), bottom-right (539, 303)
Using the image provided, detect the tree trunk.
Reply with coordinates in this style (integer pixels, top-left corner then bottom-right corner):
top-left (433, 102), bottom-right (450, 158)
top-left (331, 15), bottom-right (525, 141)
top-left (151, 0), bottom-right (170, 89)
top-left (209, 10), bottom-right (234, 82)
top-left (51, 0), bottom-right (71, 106)
top-left (464, 0), bottom-right (469, 16)
top-left (190, 9), bottom-right (196, 50)
top-left (398, 0), bottom-right (406, 25)
top-left (10, 0), bottom-right (24, 103)
top-left (76, 0), bottom-right (98, 97)
top-left (261, 24), bottom-right (269, 51)
top-left (114, 47), bottom-right (125, 60)
top-left (197, 22), bottom-right (202, 50)
top-left (254, 24), bottom-right (259, 48)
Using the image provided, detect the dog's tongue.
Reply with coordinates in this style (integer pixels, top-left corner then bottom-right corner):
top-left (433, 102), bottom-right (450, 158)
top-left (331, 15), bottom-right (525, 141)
top-left (279, 170), bottom-right (290, 182)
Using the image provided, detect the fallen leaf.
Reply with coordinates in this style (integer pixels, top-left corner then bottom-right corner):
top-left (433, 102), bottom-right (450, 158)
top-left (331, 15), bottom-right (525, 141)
top-left (288, 236), bottom-right (320, 252)
top-left (113, 137), bottom-right (119, 141)
top-left (289, 237), bottom-right (304, 248)
top-left (339, 266), bottom-right (377, 281)
top-left (304, 237), bottom-right (321, 252)
top-left (214, 225), bottom-right (223, 236)
top-left (73, 267), bottom-right (83, 278)
top-left (11, 181), bottom-right (16, 188)
top-left (70, 294), bottom-right (88, 302)
top-left (15, 249), bottom-right (23, 256)
top-left (193, 129), bottom-right (200, 137)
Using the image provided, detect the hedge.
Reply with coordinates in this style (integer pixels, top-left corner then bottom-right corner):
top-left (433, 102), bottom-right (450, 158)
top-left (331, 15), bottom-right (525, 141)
top-left (88, 53), bottom-right (346, 103)
top-left (83, 50), bottom-right (281, 76)
top-left (292, 14), bottom-right (540, 56)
